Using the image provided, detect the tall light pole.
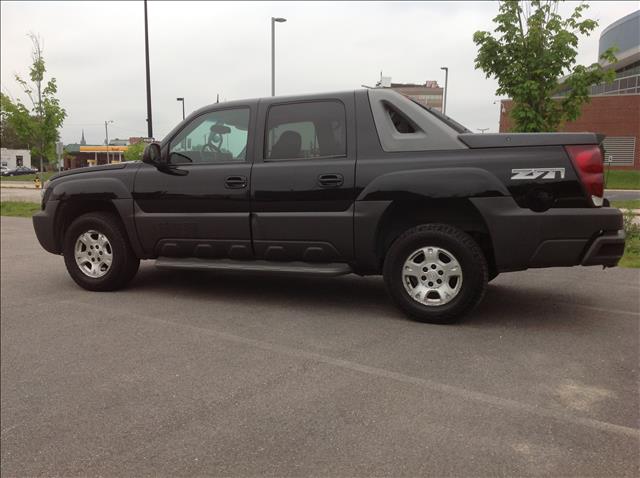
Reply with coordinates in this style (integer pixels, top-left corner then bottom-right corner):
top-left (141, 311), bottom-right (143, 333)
top-left (144, 0), bottom-right (153, 139)
top-left (440, 66), bottom-right (448, 115)
top-left (494, 100), bottom-right (505, 131)
top-left (477, 128), bottom-right (489, 134)
top-left (271, 17), bottom-right (287, 96)
top-left (176, 97), bottom-right (185, 120)
top-left (104, 120), bottom-right (114, 164)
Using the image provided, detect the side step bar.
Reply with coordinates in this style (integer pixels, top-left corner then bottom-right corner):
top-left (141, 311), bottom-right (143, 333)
top-left (155, 257), bottom-right (353, 277)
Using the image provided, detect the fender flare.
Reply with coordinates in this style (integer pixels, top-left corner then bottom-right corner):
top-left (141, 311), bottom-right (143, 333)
top-left (50, 176), bottom-right (131, 201)
top-left (49, 177), bottom-right (145, 258)
top-left (353, 168), bottom-right (508, 273)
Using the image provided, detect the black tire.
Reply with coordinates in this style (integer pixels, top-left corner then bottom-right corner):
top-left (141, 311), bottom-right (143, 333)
top-left (63, 212), bottom-right (139, 291)
top-left (488, 270), bottom-right (499, 283)
top-left (383, 223), bottom-right (488, 324)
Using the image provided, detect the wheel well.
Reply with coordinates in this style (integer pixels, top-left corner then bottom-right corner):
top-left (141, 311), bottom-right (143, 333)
top-left (54, 200), bottom-right (121, 250)
top-left (375, 198), bottom-right (496, 274)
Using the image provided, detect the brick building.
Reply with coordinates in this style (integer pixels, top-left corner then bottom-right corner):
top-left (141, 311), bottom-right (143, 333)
top-left (377, 77), bottom-right (443, 111)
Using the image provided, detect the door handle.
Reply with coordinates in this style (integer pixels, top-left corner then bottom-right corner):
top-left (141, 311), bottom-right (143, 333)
top-left (318, 174), bottom-right (344, 187)
top-left (225, 175), bottom-right (247, 189)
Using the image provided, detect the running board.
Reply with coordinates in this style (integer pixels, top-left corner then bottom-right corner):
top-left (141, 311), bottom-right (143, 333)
top-left (155, 257), bottom-right (353, 277)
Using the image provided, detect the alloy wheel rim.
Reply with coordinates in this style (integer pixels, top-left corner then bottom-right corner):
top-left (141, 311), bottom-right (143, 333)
top-left (402, 246), bottom-right (463, 306)
top-left (74, 230), bottom-right (113, 278)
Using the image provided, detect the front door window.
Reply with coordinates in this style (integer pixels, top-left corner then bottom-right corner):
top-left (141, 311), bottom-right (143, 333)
top-left (169, 108), bottom-right (250, 164)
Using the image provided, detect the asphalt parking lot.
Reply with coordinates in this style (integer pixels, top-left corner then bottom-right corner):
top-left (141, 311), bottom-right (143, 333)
top-left (1, 216), bottom-right (639, 477)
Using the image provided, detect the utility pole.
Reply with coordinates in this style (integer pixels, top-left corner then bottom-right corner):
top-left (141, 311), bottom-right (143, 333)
top-left (144, 0), bottom-right (153, 138)
top-left (440, 66), bottom-right (449, 115)
top-left (104, 120), bottom-right (113, 163)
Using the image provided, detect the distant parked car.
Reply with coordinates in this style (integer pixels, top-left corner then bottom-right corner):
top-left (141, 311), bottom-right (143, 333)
top-left (1, 166), bottom-right (38, 176)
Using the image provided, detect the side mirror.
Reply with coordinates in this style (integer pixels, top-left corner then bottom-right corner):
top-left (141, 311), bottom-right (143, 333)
top-left (142, 142), bottom-right (162, 165)
top-left (142, 142), bottom-right (188, 176)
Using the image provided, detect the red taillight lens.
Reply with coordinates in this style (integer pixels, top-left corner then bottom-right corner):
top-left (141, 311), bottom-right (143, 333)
top-left (565, 145), bottom-right (604, 206)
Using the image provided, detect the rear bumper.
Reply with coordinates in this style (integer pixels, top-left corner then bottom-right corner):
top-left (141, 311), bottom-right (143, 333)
top-left (33, 200), bottom-right (61, 254)
top-left (580, 229), bottom-right (626, 267)
top-left (471, 197), bottom-right (625, 271)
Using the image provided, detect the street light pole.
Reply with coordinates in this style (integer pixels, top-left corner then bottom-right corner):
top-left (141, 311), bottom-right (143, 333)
top-left (176, 97), bottom-right (185, 120)
top-left (493, 100), bottom-right (505, 131)
top-left (271, 17), bottom-right (287, 96)
top-left (440, 66), bottom-right (449, 114)
top-left (440, 66), bottom-right (448, 115)
top-left (144, 0), bottom-right (153, 139)
top-left (104, 120), bottom-right (114, 164)
top-left (477, 128), bottom-right (489, 134)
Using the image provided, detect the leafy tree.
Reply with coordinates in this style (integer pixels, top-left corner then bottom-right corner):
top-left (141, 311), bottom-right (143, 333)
top-left (0, 95), bottom-right (26, 149)
top-left (2, 34), bottom-right (66, 170)
top-left (123, 141), bottom-right (146, 161)
top-left (473, 1), bottom-right (616, 132)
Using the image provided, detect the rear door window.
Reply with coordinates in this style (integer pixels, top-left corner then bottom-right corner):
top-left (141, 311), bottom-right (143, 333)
top-left (265, 101), bottom-right (346, 160)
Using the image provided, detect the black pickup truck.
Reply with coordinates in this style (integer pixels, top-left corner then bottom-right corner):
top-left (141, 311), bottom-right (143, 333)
top-left (33, 89), bottom-right (625, 323)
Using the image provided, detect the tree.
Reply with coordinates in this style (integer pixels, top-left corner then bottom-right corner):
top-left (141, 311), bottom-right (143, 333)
top-left (0, 95), bottom-right (26, 149)
top-left (123, 141), bottom-right (146, 161)
top-left (473, 1), bottom-right (616, 132)
top-left (2, 34), bottom-right (66, 170)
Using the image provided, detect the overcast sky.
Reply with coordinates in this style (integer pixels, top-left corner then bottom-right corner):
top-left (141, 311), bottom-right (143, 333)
top-left (1, 1), bottom-right (637, 144)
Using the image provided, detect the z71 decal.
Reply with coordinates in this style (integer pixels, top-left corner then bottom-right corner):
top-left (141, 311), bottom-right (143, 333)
top-left (510, 168), bottom-right (565, 180)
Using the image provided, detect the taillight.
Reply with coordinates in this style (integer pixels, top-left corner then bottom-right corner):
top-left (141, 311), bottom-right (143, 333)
top-left (565, 145), bottom-right (604, 207)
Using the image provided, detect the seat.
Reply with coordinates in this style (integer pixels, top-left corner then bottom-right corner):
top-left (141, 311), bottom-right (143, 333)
top-left (269, 131), bottom-right (302, 159)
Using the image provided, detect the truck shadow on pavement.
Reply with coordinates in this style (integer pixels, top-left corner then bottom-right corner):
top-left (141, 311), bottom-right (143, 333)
top-left (124, 266), bottom-right (604, 329)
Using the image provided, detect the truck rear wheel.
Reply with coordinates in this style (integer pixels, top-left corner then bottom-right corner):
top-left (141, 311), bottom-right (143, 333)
top-left (383, 224), bottom-right (488, 324)
top-left (63, 212), bottom-right (139, 291)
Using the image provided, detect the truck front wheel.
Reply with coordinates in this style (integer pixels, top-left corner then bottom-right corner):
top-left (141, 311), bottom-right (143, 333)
top-left (383, 224), bottom-right (488, 324)
top-left (63, 212), bottom-right (139, 291)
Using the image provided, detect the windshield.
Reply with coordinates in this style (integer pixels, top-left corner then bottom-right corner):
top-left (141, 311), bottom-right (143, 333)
top-left (409, 98), bottom-right (471, 134)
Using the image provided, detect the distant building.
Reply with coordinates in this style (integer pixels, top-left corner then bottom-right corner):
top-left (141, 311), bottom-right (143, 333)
top-left (64, 135), bottom-right (152, 169)
top-left (1, 148), bottom-right (32, 170)
top-left (64, 144), bottom-right (128, 169)
top-left (65, 132), bottom-right (130, 169)
top-left (377, 77), bottom-right (444, 111)
top-left (500, 10), bottom-right (640, 170)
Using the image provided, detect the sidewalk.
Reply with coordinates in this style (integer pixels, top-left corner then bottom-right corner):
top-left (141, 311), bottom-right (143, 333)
top-left (0, 181), bottom-right (35, 189)
top-left (1, 187), bottom-right (40, 202)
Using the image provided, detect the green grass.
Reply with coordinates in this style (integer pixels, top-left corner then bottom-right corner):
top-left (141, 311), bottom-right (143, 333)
top-left (610, 199), bottom-right (640, 210)
top-left (0, 172), bottom-right (54, 182)
top-left (0, 201), bottom-right (40, 217)
top-left (619, 207), bottom-right (640, 268)
top-left (619, 235), bottom-right (640, 268)
top-left (604, 170), bottom-right (640, 190)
